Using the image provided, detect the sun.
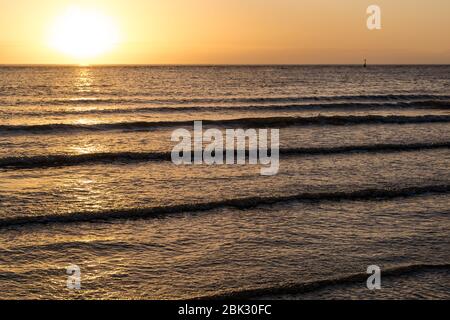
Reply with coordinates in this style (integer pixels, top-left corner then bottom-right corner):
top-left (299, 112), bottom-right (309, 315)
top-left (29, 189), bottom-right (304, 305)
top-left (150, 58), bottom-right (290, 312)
top-left (49, 6), bottom-right (120, 61)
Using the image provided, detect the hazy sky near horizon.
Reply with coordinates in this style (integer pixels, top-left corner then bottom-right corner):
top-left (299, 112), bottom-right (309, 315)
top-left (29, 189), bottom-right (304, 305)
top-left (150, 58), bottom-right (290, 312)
top-left (0, 0), bottom-right (449, 64)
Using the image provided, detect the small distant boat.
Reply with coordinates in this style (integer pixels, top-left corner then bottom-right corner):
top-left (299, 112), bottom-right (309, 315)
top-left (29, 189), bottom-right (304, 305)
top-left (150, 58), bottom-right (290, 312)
top-left (363, 59), bottom-right (367, 68)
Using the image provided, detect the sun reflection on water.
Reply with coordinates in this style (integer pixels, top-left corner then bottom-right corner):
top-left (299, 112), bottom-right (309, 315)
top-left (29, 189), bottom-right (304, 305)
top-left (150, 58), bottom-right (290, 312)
top-left (74, 67), bottom-right (94, 93)
top-left (70, 144), bottom-right (101, 155)
top-left (72, 118), bottom-right (100, 125)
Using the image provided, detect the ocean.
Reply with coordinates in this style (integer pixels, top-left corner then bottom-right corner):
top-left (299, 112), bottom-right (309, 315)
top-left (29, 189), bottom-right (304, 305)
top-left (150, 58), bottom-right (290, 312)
top-left (0, 65), bottom-right (449, 299)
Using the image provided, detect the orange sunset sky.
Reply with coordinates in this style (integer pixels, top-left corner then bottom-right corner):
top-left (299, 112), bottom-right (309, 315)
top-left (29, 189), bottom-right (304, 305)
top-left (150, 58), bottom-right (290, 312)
top-left (0, 0), bottom-right (449, 64)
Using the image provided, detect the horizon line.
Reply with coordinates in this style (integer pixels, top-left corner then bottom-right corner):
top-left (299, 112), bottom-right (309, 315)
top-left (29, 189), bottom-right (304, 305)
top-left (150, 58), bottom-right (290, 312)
top-left (1, 63), bottom-right (449, 67)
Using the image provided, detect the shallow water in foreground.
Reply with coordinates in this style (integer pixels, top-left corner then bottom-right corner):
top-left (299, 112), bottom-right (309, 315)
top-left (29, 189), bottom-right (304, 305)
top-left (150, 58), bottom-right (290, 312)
top-left (0, 66), bottom-right (449, 299)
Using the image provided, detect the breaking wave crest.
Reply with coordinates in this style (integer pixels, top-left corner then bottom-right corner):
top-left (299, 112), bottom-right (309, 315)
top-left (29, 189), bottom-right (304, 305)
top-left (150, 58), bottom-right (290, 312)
top-left (1, 142), bottom-right (449, 169)
top-left (1, 115), bottom-right (450, 134)
top-left (2, 93), bottom-right (449, 106)
top-left (194, 263), bottom-right (450, 299)
top-left (6, 100), bottom-right (450, 117)
top-left (0, 184), bottom-right (448, 228)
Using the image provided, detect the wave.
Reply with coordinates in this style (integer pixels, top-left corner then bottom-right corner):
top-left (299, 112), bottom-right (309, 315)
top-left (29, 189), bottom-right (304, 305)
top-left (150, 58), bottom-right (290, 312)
top-left (6, 100), bottom-right (450, 117)
top-left (1, 115), bottom-right (450, 134)
top-left (1, 142), bottom-right (449, 169)
top-left (0, 184), bottom-right (448, 228)
top-left (193, 263), bottom-right (450, 300)
top-left (2, 93), bottom-right (449, 106)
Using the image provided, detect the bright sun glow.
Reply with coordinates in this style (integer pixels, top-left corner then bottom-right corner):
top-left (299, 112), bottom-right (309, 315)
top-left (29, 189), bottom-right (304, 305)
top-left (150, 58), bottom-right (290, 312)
top-left (49, 6), bottom-right (120, 60)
